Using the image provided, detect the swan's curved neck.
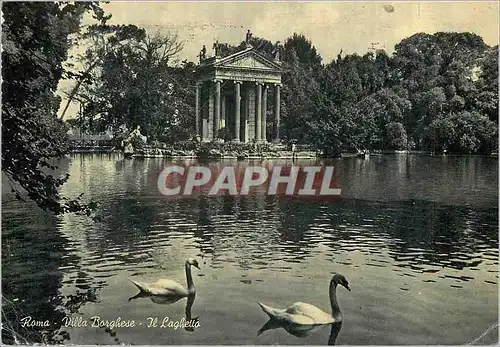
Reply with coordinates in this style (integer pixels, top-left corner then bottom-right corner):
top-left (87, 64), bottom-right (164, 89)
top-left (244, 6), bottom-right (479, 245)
top-left (185, 263), bottom-right (195, 293)
top-left (329, 281), bottom-right (342, 321)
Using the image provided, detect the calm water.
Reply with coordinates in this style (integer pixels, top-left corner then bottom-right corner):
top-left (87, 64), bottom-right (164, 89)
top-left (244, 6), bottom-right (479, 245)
top-left (2, 154), bottom-right (498, 345)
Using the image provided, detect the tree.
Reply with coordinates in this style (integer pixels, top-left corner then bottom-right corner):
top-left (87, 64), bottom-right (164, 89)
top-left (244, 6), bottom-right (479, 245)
top-left (425, 111), bottom-right (497, 153)
top-left (310, 47), bottom-right (409, 152)
top-left (385, 122), bottom-right (408, 150)
top-left (59, 23), bottom-right (147, 120)
top-left (2, 2), bottom-right (106, 214)
top-left (473, 45), bottom-right (499, 124)
top-left (392, 32), bottom-right (497, 151)
top-left (279, 34), bottom-right (324, 143)
top-left (283, 33), bottom-right (322, 72)
top-left (71, 30), bottom-right (190, 142)
top-left (307, 117), bottom-right (342, 158)
top-left (280, 49), bottom-right (322, 143)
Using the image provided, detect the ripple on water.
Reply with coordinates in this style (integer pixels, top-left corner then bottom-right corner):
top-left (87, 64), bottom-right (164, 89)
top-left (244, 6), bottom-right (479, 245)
top-left (2, 155), bottom-right (498, 345)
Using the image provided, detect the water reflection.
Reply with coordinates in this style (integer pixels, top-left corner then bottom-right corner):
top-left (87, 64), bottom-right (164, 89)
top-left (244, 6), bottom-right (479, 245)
top-left (257, 320), bottom-right (342, 345)
top-left (1, 154), bottom-right (498, 345)
top-left (52, 156), bottom-right (498, 286)
top-left (327, 323), bottom-right (342, 345)
top-left (258, 319), bottom-right (325, 337)
top-left (128, 292), bottom-right (199, 332)
top-left (1, 202), bottom-right (99, 344)
top-left (184, 294), bottom-right (199, 332)
top-left (128, 291), bottom-right (186, 305)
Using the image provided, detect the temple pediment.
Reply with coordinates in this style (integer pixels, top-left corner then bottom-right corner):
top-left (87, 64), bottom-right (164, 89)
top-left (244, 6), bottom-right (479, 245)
top-left (199, 47), bottom-right (282, 71)
top-left (216, 51), bottom-right (280, 70)
top-left (198, 47), bottom-right (282, 83)
top-left (224, 56), bottom-right (272, 69)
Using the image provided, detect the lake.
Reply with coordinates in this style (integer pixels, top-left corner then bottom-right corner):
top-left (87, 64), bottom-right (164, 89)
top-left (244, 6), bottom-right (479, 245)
top-left (1, 154), bottom-right (498, 345)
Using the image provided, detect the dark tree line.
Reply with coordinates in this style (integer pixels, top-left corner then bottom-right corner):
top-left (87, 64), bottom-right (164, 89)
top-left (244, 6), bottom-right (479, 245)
top-left (279, 32), bottom-right (498, 156)
top-left (201, 31), bottom-right (498, 156)
top-left (2, 2), bottom-right (107, 214)
top-left (71, 27), bottom-right (498, 155)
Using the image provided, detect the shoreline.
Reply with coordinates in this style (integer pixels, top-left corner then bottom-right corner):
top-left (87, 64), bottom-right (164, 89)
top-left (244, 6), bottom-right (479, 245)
top-left (68, 148), bottom-right (498, 159)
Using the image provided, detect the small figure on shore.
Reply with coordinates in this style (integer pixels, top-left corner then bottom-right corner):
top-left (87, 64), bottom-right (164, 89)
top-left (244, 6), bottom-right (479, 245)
top-left (292, 142), bottom-right (297, 161)
top-left (337, 49), bottom-right (343, 64)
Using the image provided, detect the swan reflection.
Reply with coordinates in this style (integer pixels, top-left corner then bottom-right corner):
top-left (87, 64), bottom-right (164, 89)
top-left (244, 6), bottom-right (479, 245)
top-left (184, 294), bottom-right (199, 332)
top-left (257, 274), bottom-right (348, 344)
top-left (257, 320), bottom-right (342, 345)
top-left (128, 291), bottom-right (185, 305)
top-left (327, 322), bottom-right (343, 345)
top-left (128, 293), bottom-right (199, 332)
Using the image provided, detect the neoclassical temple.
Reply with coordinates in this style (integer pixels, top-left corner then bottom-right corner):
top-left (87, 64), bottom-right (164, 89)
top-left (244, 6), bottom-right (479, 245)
top-left (195, 43), bottom-right (282, 142)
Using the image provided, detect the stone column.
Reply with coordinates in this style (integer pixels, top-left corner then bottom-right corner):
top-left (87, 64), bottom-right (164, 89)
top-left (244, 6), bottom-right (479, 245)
top-left (262, 85), bottom-right (268, 142)
top-left (246, 85), bottom-right (255, 142)
top-left (234, 81), bottom-right (241, 142)
top-left (208, 83), bottom-right (214, 139)
top-left (275, 84), bottom-right (281, 141)
top-left (221, 93), bottom-right (226, 129)
top-left (214, 80), bottom-right (221, 139)
top-left (255, 83), bottom-right (262, 142)
top-left (195, 82), bottom-right (200, 136)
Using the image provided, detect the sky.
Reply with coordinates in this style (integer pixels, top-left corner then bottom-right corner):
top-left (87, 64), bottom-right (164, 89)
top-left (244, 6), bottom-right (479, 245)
top-left (99, 1), bottom-right (499, 62)
top-left (59, 1), bottom-right (499, 118)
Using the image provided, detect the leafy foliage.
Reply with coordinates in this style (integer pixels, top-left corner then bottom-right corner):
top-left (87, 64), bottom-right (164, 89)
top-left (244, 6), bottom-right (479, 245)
top-left (71, 28), bottom-right (194, 143)
top-left (304, 32), bottom-right (498, 155)
top-left (390, 32), bottom-right (497, 151)
top-left (219, 31), bottom-right (497, 155)
top-left (77, 28), bottom-right (497, 156)
top-left (2, 2), bottom-right (104, 214)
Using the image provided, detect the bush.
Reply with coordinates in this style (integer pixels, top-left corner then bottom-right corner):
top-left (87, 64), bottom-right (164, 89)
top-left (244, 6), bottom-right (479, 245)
top-left (217, 127), bottom-right (232, 142)
top-left (385, 122), bottom-right (408, 150)
top-left (137, 139), bottom-right (281, 158)
top-left (130, 136), bottom-right (146, 150)
top-left (191, 141), bottom-right (279, 158)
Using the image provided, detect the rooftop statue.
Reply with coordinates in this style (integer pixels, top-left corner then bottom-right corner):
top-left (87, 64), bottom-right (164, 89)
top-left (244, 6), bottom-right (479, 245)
top-left (213, 40), bottom-right (219, 57)
top-left (199, 45), bottom-right (207, 63)
top-left (245, 29), bottom-right (253, 48)
top-left (272, 41), bottom-right (282, 62)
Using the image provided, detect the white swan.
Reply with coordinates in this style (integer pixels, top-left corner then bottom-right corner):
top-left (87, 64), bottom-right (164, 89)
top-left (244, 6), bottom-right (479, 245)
top-left (130, 258), bottom-right (200, 297)
top-left (258, 273), bottom-right (350, 325)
